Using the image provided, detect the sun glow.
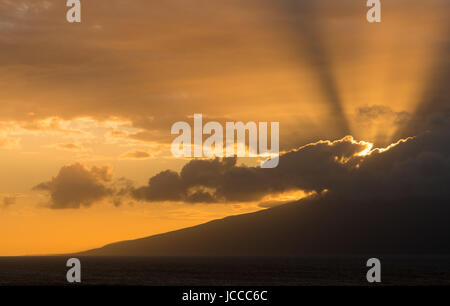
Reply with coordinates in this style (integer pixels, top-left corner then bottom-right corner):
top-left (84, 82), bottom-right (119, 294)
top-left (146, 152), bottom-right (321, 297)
top-left (356, 136), bottom-right (414, 157)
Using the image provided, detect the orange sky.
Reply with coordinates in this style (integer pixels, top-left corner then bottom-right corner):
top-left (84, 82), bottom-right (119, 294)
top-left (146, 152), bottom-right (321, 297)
top-left (0, 0), bottom-right (448, 255)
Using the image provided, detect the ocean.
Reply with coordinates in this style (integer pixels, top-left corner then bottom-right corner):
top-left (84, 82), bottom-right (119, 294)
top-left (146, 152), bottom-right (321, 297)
top-left (0, 256), bottom-right (449, 286)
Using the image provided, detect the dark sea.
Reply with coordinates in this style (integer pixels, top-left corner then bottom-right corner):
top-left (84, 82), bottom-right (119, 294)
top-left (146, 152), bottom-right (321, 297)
top-left (0, 256), bottom-right (449, 286)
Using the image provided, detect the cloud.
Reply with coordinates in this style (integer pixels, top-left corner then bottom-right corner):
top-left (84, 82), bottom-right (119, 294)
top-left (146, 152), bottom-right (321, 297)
top-left (0, 0), bottom-right (53, 18)
top-left (258, 200), bottom-right (292, 209)
top-left (2, 195), bottom-right (17, 208)
top-left (130, 119), bottom-right (450, 206)
top-left (131, 136), bottom-right (370, 203)
top-left (33, 163), bottom-right (116, 209)
top-left (31, 118), bottom-right (450, 211)
top-left (120, 150), bottom-right (151, 159)
top-left (47, 143), bottom-right (84, 152)
top-left (58, 143), bottom-right (80, 150)
top-left (356, 105), bottom-right (410, 126)
top-left (0, 0), bottom-right (445, 150)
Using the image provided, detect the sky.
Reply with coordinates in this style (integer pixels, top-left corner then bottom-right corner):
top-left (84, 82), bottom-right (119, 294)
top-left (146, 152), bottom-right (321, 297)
top-left (0, 0), bottom-right (448, 255)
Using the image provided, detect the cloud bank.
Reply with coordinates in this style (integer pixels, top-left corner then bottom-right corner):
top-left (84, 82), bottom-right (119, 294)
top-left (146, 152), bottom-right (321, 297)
top-left (131, 118), bottom-right (450, 205)
top-left (35, 112), bottom-right (450, 210)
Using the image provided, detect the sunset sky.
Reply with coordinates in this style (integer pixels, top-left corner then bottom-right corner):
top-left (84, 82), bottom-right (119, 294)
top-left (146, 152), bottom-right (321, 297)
top-left (0, 0), bottom-right (448, 256)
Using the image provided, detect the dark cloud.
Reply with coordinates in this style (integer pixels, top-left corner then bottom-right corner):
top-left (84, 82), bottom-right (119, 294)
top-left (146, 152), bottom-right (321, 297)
top-left (131, 136), bottom-right (367, 203)
top-left (132, 158), bottom-right (239, 203)
top-left (131, 120), bottom-right (450, 206)
top-left (37, 118), bottom-right (450, 210)
top-left (133, 170), bottom-right (185, 202)
top-left (31, 116), bottom-right (450, 222)
top-left (33, 163), bottom-right (117, 209)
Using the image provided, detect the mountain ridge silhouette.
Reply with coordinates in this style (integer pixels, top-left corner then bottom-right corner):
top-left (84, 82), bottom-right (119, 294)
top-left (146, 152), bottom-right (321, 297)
top-left (75, 194), bottom-right (450, 256)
